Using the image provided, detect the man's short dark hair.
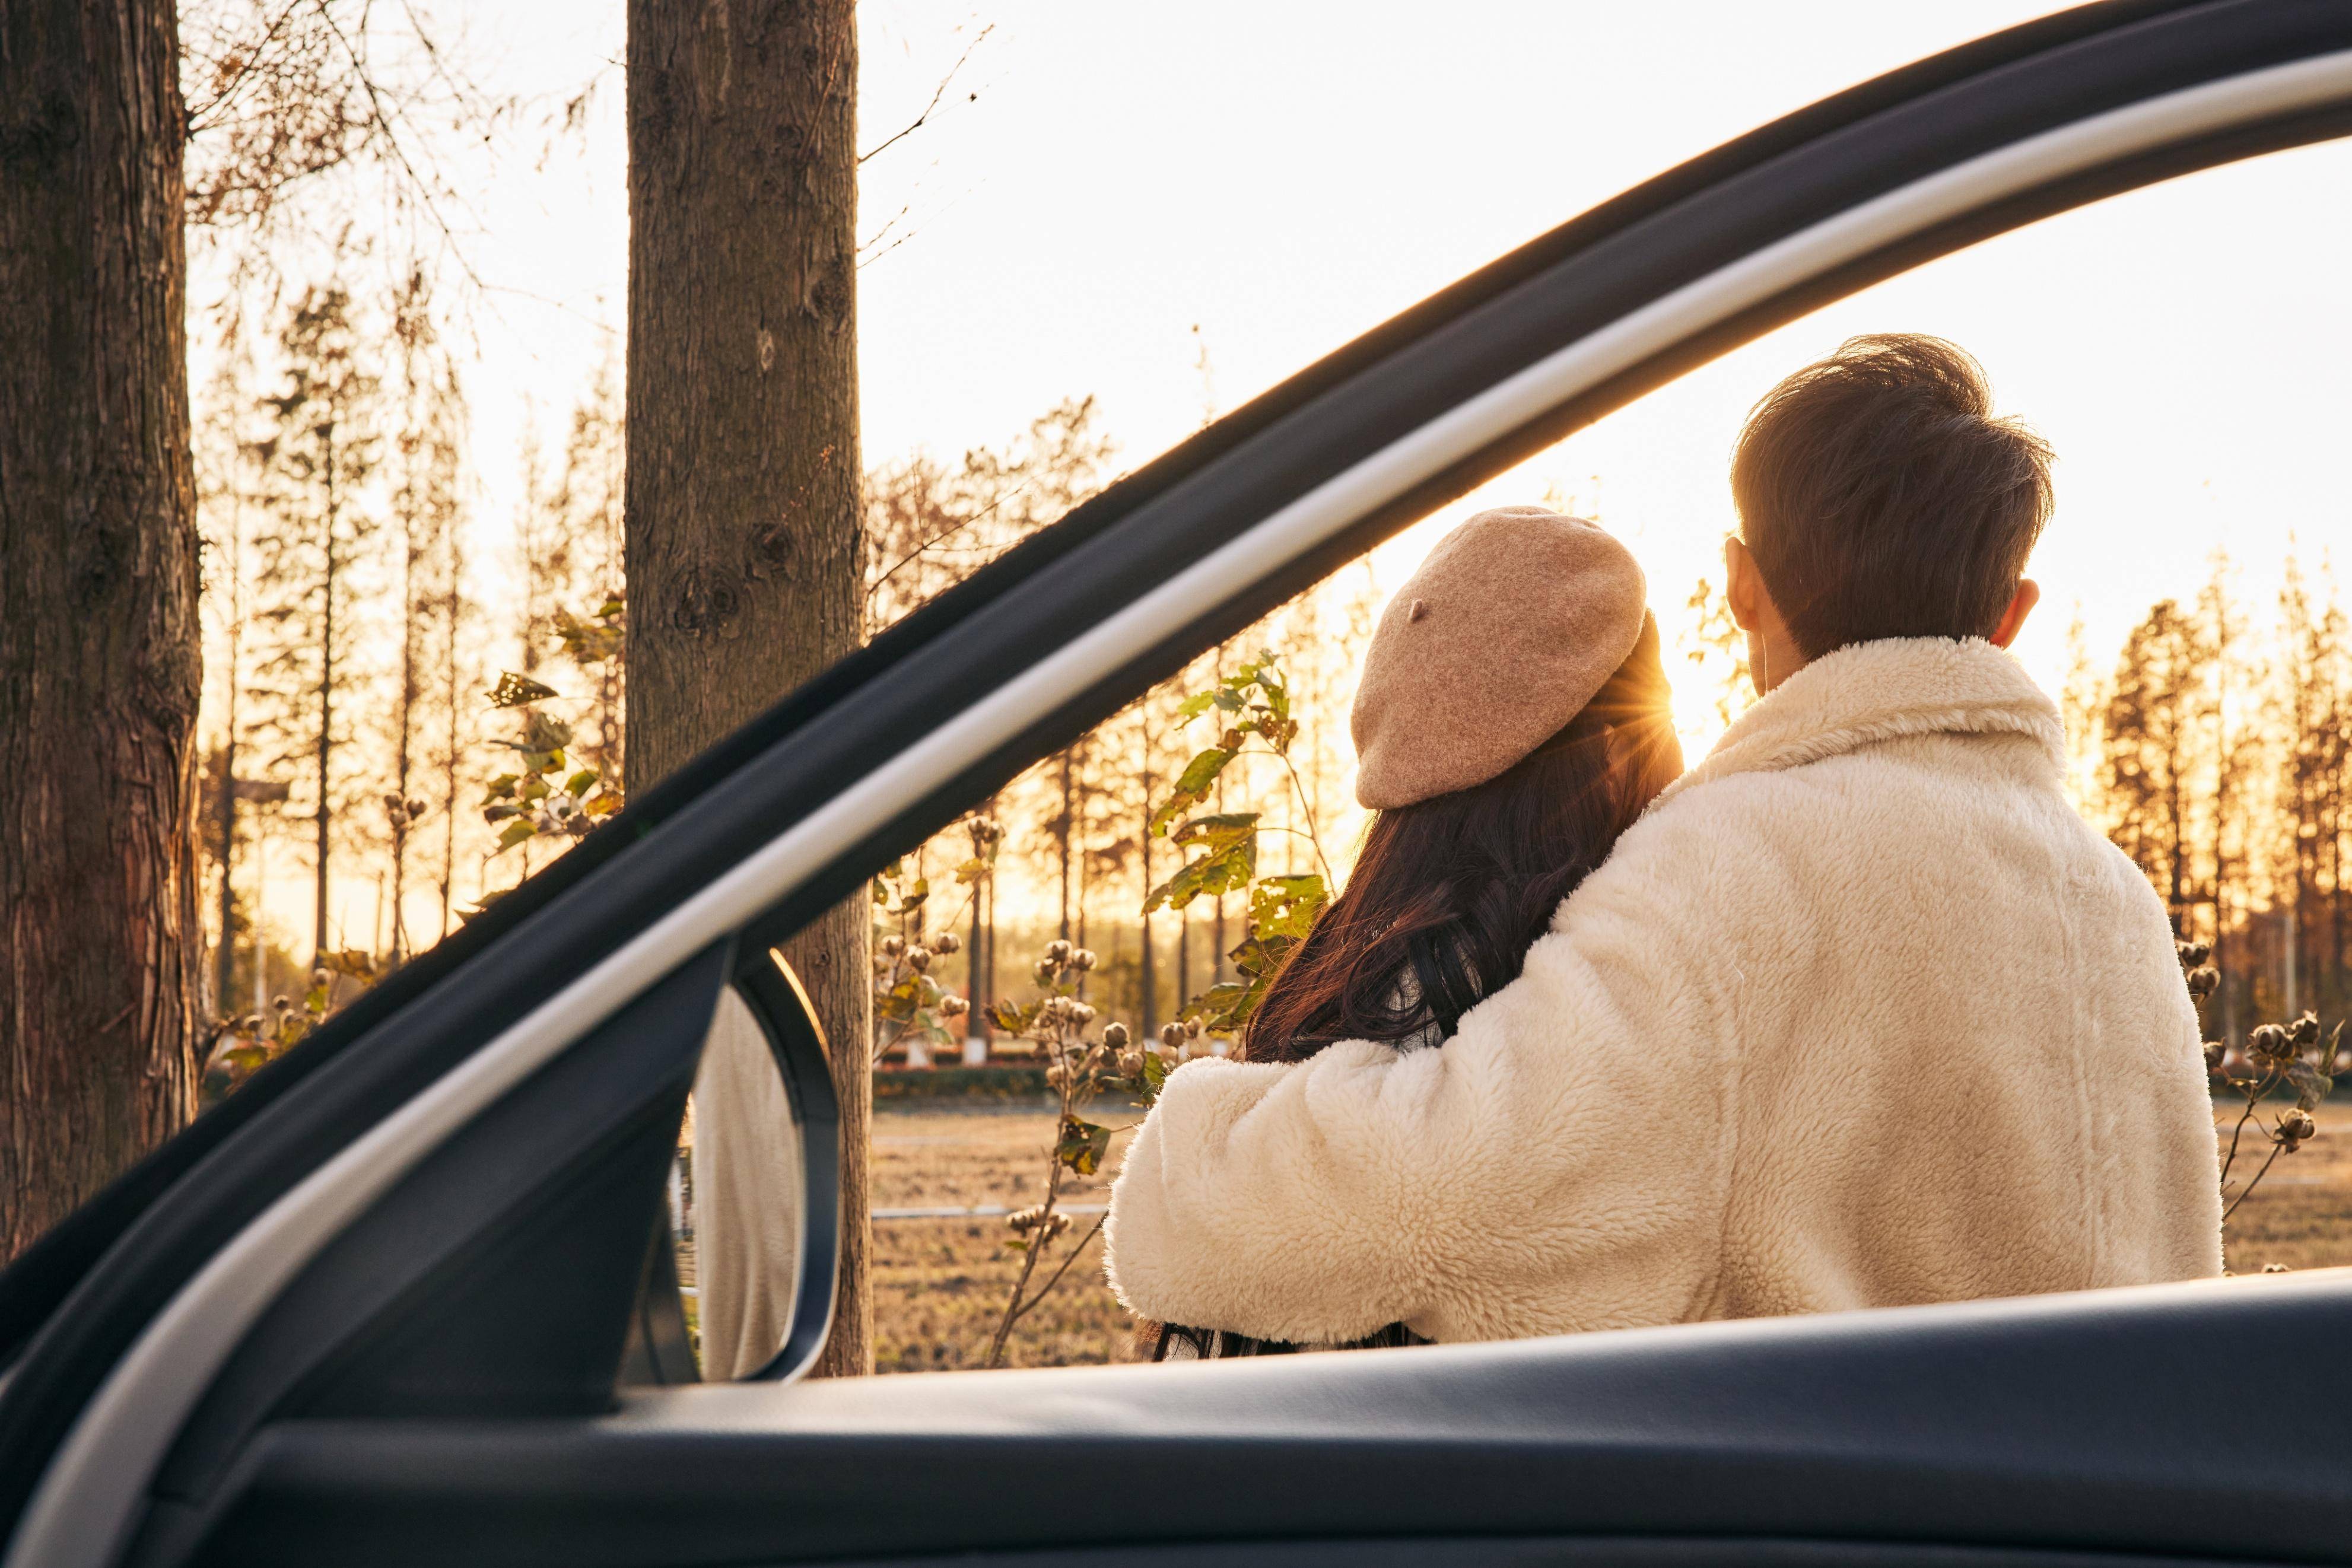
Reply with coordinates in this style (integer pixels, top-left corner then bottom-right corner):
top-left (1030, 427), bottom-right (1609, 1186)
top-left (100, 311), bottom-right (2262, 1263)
top-left (1731, 333), bottom-right (2053, 661)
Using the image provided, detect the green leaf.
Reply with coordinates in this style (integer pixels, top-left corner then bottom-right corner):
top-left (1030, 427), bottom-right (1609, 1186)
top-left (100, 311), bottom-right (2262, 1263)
top-left (484, 772), bottom-right (521, 799)
top-left (1249, 874), bottom-right (1328, 942)
top-left (1228, 931), bottom-right (1299, 984)
top-left (1175, 691), bottom-right (1218, 721)
top-left (1126, 1047), bottom-right (1171, 1107)
top-left (1180, 980), bottom-right (1253, 1033)
top-left (1212, 689), bottom-right (1245, 711)
top-left (1054, 1116), bottom-right (1113, 1176)
top-left (495, 818), bottom-right (539, 851)
top-left (876, 974), bottom-right (926, 1025)
top-left (2286, 1058), bottom-right (2334, 1111)
top-left (487, 671), bottom-right (560, 709)
top-left (952, 856), bottom-right (988, 885)
top-left (1170, 810), bottom-right (1260, 853)
top-left (990, 998), bottom-right (1038, 1035)
top-left (1145, 820), bottom-right (1258, 915)
top-left (900, 876), bottom-right (930, 912)
top-left (1148, 748), bottom-right (1235, 839)
top-left (320, 947), bottom-right (378, 982)
top-left (564, 768), bottom-right (600, 797)
top-left (457, 887), bottom-right (515, 923)
top-left (519, 710), bottom-right (575, 753)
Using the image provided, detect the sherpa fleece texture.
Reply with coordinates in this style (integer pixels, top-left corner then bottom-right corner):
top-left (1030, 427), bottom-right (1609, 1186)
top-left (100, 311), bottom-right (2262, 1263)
top-left (1105, 637), bottom-right (2224, 1345)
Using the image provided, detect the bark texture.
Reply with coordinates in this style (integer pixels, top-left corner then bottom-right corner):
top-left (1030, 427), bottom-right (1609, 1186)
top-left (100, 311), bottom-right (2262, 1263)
top-left (0, 0), bottom-right (202, 1258)
top-left (626, 0), bottom-right (869, 1377)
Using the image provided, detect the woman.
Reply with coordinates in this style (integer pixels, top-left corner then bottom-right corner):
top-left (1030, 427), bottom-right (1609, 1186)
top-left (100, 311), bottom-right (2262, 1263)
top-left (1127, 507), bottom-right (1682, 1360)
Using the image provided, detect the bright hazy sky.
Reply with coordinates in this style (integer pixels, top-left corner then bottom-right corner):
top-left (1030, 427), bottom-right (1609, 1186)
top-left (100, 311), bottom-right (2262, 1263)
top-left (447, 0), bottom-right (2350, 708)
top-left (244, 1), bottom-right (2352, 950)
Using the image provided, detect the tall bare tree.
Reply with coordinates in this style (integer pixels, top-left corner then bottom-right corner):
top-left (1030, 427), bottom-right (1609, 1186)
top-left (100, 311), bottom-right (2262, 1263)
top-left (250, 282), bottom-right (382, 965)
top-left (1, 0), bottom-right (203, 1257)
top-left (627, 0), bottom-right (868, 1377)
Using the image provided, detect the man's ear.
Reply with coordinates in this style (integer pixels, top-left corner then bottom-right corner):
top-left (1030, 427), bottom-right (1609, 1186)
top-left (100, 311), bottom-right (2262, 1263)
top-left (1989, 578), bottom-right (2041, 648)
top-left (1724, 536), bottom-right (1765, 632)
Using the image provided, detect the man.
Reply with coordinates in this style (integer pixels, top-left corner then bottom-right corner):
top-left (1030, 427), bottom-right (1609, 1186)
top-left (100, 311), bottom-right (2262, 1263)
top-left (1104, 335), bottom-right (2221, 1346)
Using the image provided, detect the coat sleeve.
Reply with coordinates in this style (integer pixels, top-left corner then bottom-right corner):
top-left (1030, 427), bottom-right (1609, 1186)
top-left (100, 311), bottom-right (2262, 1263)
top-left (1104, 825), bottom-right (1743, 1345)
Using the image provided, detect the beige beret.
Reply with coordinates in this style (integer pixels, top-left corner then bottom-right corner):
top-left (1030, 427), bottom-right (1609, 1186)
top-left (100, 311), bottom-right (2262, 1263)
top-left (1351, 507), bottom-right (1647, 810)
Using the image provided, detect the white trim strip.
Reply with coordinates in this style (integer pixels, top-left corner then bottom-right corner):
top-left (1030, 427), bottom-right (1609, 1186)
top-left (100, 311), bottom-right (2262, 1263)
top-left (17, 47), bottom-right (2352, 1568)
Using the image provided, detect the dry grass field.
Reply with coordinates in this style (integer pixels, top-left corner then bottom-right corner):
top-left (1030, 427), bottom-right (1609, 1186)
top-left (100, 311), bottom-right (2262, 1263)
top-left (860, 1098), bottom-right (2352, 1374)
top-left (871, 1102), bottom-right (1144, 1373)
top-left (2217, 1101), bottom-right (2352, 1274)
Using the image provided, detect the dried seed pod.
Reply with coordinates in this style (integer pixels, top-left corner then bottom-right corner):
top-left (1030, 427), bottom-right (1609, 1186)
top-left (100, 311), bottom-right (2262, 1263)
top-left (935, 932), bottom-right (961, 955)
top-left (1072, 1003), bottom-right (1096, 1026)
top-left (880, 934), bottom-right (905, 958)
top-left (905, 946), bottom-right (933, 974)
top-left (309, 967), bottom-right (329, 990)
top-left (1033, 959), bottom-right (1057, 985)
top-left (2262, 1262), bottom-right (2293, 1274)
top-left (272, 995), bottom-right (292, 1013)
top-left (2278, 1106), bottom-right (2318, 1149)
top-left (1007, 1203), bottom-right (1046, 1234)
top-left (2251, 1024), bottom-right (2291, 1061)
top-left (2291, 1013), bottom-right (2322, 1047)
top-left (939, 995), bottom-right (969, 1018)
top-left (1072, 948), bottom-right (1097, 972)
top-left (2203, 1041), bottom-right (2226, 1071)
top-left (1102, 1021), bottom-right (1130, 1049)
top-left (1045, 940), bottom-right (1072, 965)
top-left (2176, 940), bottom-right (2212, 969)
top-left (1160, 1022), bottom-right (1188, 1049)
top-left (2185, 966), bottom-right (2220, 1000)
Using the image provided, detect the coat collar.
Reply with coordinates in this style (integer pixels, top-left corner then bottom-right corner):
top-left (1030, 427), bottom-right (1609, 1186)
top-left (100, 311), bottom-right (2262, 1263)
top-left (1652, 636), bottom-right (2065, 812)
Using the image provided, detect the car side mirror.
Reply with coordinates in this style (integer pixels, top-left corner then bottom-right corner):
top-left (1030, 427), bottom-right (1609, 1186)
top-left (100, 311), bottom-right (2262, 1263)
top-left (621, 946), bottom-right (840, 1385)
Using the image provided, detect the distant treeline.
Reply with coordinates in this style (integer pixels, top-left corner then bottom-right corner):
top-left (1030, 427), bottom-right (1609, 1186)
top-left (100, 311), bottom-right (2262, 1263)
top-left (2062, 552), bottom-right (2351, 1039)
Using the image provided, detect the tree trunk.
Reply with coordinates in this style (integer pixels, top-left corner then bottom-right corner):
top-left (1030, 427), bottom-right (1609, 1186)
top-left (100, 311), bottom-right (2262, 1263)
top-left (1057, 748), bottom-right (1073, 942)
top-left (1139, 709), bottom-right (1157, 1036)
top-left (627, 0), bottom-right (867, 1378)
top-left (0, 0), bottom-right (201, 1259)
top-left (214, 717), bottom-right (239, 1011)
top-left (313, 432), bottom-right (338, 962)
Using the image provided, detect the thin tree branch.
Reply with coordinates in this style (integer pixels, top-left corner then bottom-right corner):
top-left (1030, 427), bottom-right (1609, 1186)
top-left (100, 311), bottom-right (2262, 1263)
top-left (1010, 1211), bottom-right (1108, 1325)
top-left (866, 486), bottom-right (1024, 603)
top-left (859, 23), bottom-right (993, 165)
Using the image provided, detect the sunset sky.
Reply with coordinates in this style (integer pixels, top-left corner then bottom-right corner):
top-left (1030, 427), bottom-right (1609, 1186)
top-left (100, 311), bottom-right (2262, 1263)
top-left (218, 1), bottom-right (2352, 947)
top-left (434, 0), bottom-right (2350, 718)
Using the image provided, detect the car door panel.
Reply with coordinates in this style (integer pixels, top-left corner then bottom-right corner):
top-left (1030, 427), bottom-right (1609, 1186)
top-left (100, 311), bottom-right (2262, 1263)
top-left (179, 1273), bottom-right (2350, 1567)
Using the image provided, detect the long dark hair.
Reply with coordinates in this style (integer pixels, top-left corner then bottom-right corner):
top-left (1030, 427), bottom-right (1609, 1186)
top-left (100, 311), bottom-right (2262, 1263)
top-left (1243, 614), bottom-right (1682, 1065)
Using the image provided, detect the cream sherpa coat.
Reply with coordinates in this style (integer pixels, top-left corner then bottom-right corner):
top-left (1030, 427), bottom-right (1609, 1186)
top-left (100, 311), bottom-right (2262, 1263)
top-left (1105, 637), bottom-right (2223, 1345)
